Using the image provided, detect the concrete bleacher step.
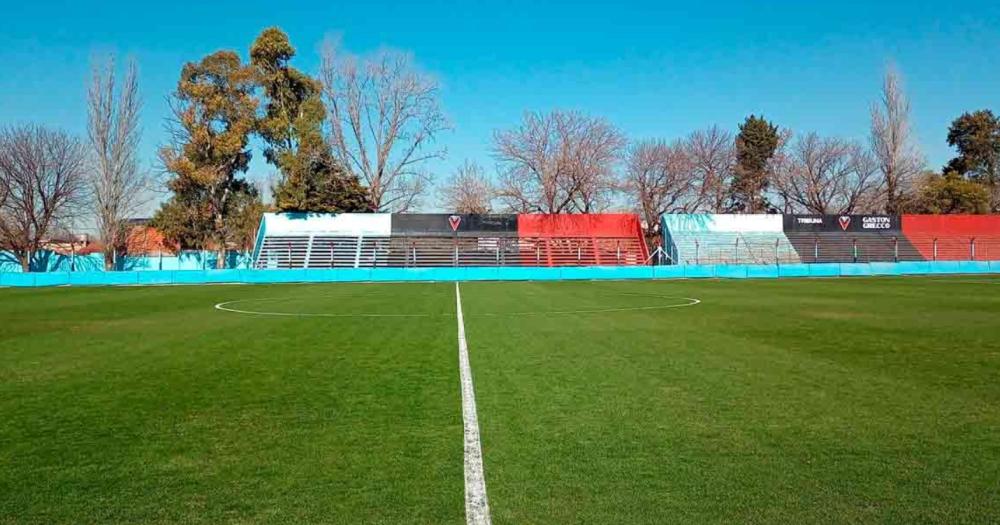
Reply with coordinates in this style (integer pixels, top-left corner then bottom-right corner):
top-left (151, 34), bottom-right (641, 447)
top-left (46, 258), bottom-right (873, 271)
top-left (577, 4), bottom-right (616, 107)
top-left (669, 232), bottom-right (800, 265)
top-left (784, 232), bottom-right (923, 263)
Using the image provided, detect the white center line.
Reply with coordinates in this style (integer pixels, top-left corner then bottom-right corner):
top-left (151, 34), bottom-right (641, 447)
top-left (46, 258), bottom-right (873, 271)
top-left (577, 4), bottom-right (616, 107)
top-left (455, 282), bottom-right (492, 525)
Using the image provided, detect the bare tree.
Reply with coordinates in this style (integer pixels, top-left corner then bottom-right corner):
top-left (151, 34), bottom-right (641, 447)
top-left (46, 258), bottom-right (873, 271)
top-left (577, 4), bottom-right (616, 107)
top-left (493, 110), bottom-right (625, 213)
top-left (683, 126), bottom-right (735, 212)
top-left (0, 159), bottom-right (8, 211)
top-left (88, 56), bottom-right (148, 270)
top-left (440, 160), bottom-right (494, 213)
top-left (773, 132), bottom-right (879, 214)
top-left (0, 125), bottom-right (88, 271)
top-left (320, 43), bottom-right (447, 212)
top-left (623, 139), bottom-right (698, 241)
top-left (870, 65), bottom-right (924, 214)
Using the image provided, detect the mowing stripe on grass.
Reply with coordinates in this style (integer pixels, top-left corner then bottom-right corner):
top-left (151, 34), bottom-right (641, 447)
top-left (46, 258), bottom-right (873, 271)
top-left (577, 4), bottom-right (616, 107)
top-left (455, 282), bottom-right (492, 525)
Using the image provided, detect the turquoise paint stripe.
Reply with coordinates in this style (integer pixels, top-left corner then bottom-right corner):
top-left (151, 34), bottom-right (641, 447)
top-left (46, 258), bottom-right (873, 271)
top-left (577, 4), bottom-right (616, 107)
top-left (714, 265), bottom-right (748, 279)
top-left (3, 261), bottom-right (1000, 287)
top-left (746, 266), bottom-right (779, 278)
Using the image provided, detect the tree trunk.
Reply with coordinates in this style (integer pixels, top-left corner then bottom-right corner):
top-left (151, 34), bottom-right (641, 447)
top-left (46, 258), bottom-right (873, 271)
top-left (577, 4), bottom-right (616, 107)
top-left (19, 252), bottom-right (30, 272)
top-left (104, 250), bottom-right (115, 271)
top-left (216, 248), bottom-right (226, 269)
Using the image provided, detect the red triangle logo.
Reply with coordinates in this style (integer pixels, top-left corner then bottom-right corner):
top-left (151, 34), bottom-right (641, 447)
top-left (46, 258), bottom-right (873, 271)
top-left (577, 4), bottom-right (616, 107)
top-left (448, 215), bottom-right (462, 232)
top-left (838, 216), bottom-right (851, 231)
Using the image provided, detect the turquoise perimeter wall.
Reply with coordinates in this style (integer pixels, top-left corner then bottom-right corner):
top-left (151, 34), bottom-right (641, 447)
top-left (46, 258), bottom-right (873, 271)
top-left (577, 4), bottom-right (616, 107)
top-left (1, 261), bottom-right (998, 287)
top-left (0, 250), bottom-right (252, 273)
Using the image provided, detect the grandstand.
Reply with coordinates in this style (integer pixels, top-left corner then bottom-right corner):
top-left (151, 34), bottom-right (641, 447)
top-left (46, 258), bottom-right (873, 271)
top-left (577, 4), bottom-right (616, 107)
top-left (252, 213), bottom-right (391, 269)
top-left (782, 215), bottom-right (923, 263)
top-left (252, 212), bottom-right (649, 268)
top-left (661, 213), bottom-right (1000, 264)
top-left (661, 214), bottom-right (800, 265)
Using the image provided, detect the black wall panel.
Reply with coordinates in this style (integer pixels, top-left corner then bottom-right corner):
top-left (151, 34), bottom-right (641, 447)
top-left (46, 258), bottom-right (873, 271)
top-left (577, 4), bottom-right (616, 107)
top-left (783, 215), bottom-right (900, 233)
top-left (391, 214), bottom-right (518, 237)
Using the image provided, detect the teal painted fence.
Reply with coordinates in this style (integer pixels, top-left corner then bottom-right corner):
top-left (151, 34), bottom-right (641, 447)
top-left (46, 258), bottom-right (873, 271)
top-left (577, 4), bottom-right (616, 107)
top-left (2, 261), bottom-right (999, 287)
top-left (0, 250), bottom-right (252, 273)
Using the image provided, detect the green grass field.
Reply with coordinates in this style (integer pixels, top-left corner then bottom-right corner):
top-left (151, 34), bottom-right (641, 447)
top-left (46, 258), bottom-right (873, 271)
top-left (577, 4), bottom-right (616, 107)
top-left (2, 276), bottom-right (999, 524)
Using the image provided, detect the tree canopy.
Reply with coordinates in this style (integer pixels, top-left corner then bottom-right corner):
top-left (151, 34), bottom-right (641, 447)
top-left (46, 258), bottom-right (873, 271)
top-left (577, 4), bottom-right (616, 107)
top-left (914, 171), bottom-right (990, 214)
top-left (729, 115), bottom-right (780, 213)
top-left (154, 50), bottom-right (262, 264)
top-left (251, 28), bottom-right (369, 213)
top-left (944, 109), bottom-right (1000, 210)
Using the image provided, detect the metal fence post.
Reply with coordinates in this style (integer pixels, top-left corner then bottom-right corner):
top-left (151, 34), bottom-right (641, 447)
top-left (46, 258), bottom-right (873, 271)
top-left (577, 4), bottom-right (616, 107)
top-left (853, 239), bottom-right (858, 263)
top-left (695, 239), bottom-right (700, 265)
top-left (454, 242), bottom-right (459, 267)
top-left (894, 236), bottom-right (899, 262)
top-left (814, 238), bottom-right (819, 262)
top-left (933, 238), bottom-right (938, 261)
top-left (971, 238), bottom-right (976, 260)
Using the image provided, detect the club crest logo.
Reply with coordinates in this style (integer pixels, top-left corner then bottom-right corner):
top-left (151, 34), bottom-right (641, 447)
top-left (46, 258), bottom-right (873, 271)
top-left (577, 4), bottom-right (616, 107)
top-left (838, 216), bottom-right (851, 231)
top-left (448, 215), bottom-right (462, 232)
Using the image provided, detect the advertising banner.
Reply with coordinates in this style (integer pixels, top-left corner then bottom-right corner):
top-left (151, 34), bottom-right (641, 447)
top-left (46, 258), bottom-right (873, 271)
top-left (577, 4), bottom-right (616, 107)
top-left (391, 214), bottom-right (518, 237)
top-left (783, 215), bottom-right (900, 233)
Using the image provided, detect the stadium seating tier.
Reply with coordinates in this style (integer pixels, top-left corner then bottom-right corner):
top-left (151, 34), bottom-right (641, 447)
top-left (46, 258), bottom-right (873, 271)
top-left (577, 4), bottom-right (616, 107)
top-left (661, 214), bottom-right (1000, 264)
top-left (252, 213), bottom-right (649, 269)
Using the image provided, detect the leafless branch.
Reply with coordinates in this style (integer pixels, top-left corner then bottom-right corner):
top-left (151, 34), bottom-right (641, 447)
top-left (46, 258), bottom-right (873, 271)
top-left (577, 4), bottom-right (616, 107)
top-left (0, 125), bottom-right (88, 271)
top-left (683, 126), bottom-right (735, 212)
top-left (440, 160), bottom-right (494, 213)
top-left (623, 139), bottom-right (699, 237)
top-left (870, 65), bottom-right (924, 213)
top-left (492, 110), bottom-right (625, 213)
top-left (773, 132), bottom-right (879, 214)
top-left (88, 55), bottom-right (149, 268)
top-left (320, 42), bottom-right (447, 212)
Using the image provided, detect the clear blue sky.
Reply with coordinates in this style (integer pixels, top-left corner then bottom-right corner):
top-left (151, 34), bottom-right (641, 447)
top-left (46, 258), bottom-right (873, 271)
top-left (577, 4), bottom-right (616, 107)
top-left (2, 0), bottom-right (999, 211)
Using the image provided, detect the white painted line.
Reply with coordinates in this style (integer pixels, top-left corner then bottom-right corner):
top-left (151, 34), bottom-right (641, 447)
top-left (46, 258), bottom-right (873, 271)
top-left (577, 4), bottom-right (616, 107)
top-left (213, 297), bottom-right (435, 318)
top-left (455, 282), bottom-right (492, 525)
top-left (214, 294), bottom-right (702, 319)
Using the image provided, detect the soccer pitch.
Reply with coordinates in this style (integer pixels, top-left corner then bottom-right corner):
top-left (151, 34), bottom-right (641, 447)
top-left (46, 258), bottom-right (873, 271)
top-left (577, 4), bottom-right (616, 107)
top-left (2, 276), bottom-right (999, 524)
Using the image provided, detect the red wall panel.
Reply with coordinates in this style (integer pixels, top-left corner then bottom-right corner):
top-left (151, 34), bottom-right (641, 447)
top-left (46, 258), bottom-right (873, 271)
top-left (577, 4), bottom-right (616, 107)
top-left (516, 214), bottom-right (650, 265)
top-left (902, 215), bottom-right (1000, 235)
top-left (517, 214), bottom-right (644, 238)
top-left (902, 215), bottom-right (1000, 260)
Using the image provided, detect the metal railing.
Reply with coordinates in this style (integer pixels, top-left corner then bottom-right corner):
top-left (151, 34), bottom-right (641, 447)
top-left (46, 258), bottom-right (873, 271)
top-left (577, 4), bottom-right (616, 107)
top-left (252, 235), bottom-right (649, 268)
top-left (670, 233), bottom-right (1000, 265)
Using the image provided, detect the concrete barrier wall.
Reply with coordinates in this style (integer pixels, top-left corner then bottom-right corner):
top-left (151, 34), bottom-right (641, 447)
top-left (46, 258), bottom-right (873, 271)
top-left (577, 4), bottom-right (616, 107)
top-left (3, 261), bottom-right (1000, 287)
top-left (0, 250), bottom-right (252, 273)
